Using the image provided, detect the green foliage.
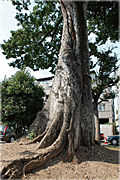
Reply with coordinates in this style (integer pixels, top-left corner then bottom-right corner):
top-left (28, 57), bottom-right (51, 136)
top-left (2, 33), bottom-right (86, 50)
top-left (11, 0), bottom-right (31, 11)
top-left (1, 1), bottom-right (119, 73)
top-left (1, 1), bottom-right (62, 74)
top-left (28, 131), bottom-right (36, 140)
top-left (1, 69), bottom-right (45, 128)
top-left (87, 1), bottom-right (119, 44)
top-left (104, 122), bottom-right (111, 125)
top-left (88, 2), bottom-right (119, 103)
top-left (116, 110), bottom-right (118, 115)
top-left (91, 48), bottom-right (119, 103)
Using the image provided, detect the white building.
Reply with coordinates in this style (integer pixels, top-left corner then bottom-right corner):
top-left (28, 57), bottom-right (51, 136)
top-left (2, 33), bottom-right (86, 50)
top-left (37, 76), bottom-right (54, 100)
top-left (98, 99), bottom-right (114, 124)
top-left (115, 68), bottom-right (120, 132)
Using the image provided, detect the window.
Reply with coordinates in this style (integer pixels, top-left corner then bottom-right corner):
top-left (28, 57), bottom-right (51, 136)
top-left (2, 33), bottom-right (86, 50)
top-left (98, 103), bottom-right (105, 111)
top-left (99, 118), bottom-right (109, 124)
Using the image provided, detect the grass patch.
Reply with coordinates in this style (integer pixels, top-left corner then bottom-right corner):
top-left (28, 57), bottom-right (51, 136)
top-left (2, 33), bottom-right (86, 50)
top-left (107, 145), bottom-right (119, 149)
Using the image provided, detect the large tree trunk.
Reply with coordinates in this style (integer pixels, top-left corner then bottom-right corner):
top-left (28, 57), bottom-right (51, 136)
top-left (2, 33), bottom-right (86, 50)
top-left (1, 1), bottom-right (95, 179)
top-left (30, 1), bottom-right (95, 148)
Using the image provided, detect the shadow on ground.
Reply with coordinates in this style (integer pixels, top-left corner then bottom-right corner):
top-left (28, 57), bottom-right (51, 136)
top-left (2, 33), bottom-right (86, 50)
top-left (1, 142), bottom-right (119, 179)
top-left (28, 143), bottom-right (119, 176)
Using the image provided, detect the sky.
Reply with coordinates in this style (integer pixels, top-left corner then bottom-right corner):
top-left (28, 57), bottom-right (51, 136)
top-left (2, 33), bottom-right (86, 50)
top-left (0, 1), bottom-right (120, 82)
top-left (0, 0), bottom-right (52, 82)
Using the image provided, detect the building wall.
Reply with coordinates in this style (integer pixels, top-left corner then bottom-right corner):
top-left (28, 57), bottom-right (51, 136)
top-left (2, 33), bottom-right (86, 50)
top-left (98, 100), bottom-right (114, 136)
top-left (91, 71), bottom-right (114, 125)
top-left (116, 68), bottom-right (120, 132)
top-left (100, 124), bottom-right (112, 137)
top-left (98, 99), bottom-right (114, 124)
top-left (38, 77), bottom-right (54, 100)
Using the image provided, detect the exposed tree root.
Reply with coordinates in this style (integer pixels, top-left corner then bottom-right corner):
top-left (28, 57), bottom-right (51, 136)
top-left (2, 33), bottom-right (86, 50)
top-left (19, 127), bottom-right (48, 145)
top-left (1, 138), bottom-right (66, 179)
top-left (1, 158), bottom-right (30, 179)
top-left (37, 109), bottom-right (63, 149)
top-left (1, 72), bottom-right (78, 180)
top-left (1, 98), bottom-right (76, 179)
top-left (1, 106), bottom-right (74, 179)
top-left (1, 136), bottom-right (67, 179)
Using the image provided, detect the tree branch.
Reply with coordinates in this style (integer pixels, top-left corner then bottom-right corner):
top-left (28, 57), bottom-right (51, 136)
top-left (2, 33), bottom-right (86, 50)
top-left (51, 16), bottom-right (63, 42)
top-left (37, 16), bottom-right (63, 45)
top-left (97, 99), bottom-right (108, 105)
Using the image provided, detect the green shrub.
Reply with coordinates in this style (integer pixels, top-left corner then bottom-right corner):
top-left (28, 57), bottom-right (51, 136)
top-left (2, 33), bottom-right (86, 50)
top-left (28, 131), bottom-right (36, 140)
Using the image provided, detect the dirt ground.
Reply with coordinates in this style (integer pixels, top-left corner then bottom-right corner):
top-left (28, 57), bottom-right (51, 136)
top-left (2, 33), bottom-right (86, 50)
top-left (0, 139), bottom-right (120, 180)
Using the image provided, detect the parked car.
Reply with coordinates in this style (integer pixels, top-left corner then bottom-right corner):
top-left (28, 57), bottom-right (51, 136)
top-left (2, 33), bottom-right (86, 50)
top-left (107, 135), bottom-right (120, 145)
top-left (0, 125), bottom-right (16, 143)
top-left (100, 133), bottom-right (104, 141)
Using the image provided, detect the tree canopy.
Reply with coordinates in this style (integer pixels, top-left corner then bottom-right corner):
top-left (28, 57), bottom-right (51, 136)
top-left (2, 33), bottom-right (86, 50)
top-left (1, 1), bottom-right (119, 73)
top-left (1, 1), bottom-right (62, 74)
top-left (87, 1), bottom-right (119, 44)
top-left (91, 47), bottom-right (119, 104)
top-left (1, 69), bottom-right (45, 129)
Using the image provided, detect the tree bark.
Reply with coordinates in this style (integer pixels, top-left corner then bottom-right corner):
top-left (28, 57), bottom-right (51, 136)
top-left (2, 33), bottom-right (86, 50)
top-left (1, 1), bottom-right (95, 179)
top-left (30, 0), bottom-right (95, 148)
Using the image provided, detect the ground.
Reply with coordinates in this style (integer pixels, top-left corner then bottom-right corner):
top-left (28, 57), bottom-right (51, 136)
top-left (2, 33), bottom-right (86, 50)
top-left (0, 138), bottom-right (119, 180)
